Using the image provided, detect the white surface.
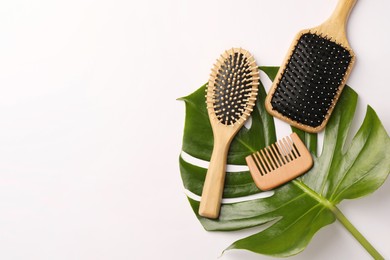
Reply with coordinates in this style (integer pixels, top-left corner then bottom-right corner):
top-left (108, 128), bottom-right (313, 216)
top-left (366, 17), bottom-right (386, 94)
top-left (0, 0), bottom-right (389, 259)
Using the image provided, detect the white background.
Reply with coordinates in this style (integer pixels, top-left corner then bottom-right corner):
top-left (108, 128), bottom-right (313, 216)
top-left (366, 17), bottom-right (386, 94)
top-left (0, 0), bottom-right (389, 259)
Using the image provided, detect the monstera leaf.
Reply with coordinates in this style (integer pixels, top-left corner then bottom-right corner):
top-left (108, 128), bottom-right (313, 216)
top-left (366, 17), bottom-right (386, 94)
top-left (178, 67), bottom-right (390, 258)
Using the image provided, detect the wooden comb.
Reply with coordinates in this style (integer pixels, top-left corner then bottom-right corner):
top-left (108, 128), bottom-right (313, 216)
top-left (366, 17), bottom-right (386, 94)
top-left (245, 133), bottom-right (313, 191)
top-left (199, 48), bottom-right (259, 219)
top-left (265, 0), bottom-right (357, 133)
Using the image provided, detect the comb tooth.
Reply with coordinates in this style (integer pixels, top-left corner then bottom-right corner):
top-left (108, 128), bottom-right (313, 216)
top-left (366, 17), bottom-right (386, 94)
top-left (252, 154), bottom-right (265, 176)
top-left (288, 137), bottom-right (299, 159)
top-left (271, 143), bottom-right (285, 166)
top-left (257, 151), bottom-right (270, 174)
top-left (268, 145), bottom-right (281, 168)
top-left (284, 137), bottom-right (295, 159)
top-left (282, 138), bottom-right (295, 160)
top-left (281, 138), bottom-right (292, 160)
top-left (286, 136), bottom-right (299, 158)
top-left (264, 147), bottom-right (277, 169)
top-left (277, 140), bottom-right (290, 163)
top-left (276, 143), bottom-right (288, 164)
top-left (256, 151), bottom-right (269, 174)
top-left (260, 150), bottom-right (273, 172)
top-left (290, 135), bottom-right (302, 157)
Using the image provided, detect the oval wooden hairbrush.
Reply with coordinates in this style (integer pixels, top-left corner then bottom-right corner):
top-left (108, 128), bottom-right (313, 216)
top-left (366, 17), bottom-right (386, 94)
top-left (199, 48), bottom-right (259, 219)
top-left (265, 0), bottom-right (357, 133)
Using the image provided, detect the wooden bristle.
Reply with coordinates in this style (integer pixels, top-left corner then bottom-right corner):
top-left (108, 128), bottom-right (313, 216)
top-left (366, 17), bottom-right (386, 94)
top-left (270, 33), bottom-right (353, 127)
top-left (207, 49), bottom-right (259, 125)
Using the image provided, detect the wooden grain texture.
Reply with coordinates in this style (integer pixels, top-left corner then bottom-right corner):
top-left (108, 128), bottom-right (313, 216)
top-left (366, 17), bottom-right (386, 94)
top-left (199, 48), bottom-right (259, 219)
top-left (246, 133), bottom-right (313, 191)
top-left (265, 0), bottom-right (357, 133)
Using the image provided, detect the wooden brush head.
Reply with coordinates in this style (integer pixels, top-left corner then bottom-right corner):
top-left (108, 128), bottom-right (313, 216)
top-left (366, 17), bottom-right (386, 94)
top-left (265, 0), bottom-right (356, 133)
top-left (207, 48), bottom-right (259, 132)
top-left (265, 31), bottom-right (355, 132)
top-left (198, 48), bottom-right (259, 219)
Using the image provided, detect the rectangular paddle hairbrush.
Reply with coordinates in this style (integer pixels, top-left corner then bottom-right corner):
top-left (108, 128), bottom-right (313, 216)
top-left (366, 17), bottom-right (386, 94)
top-left (246, 133), bottom-right (313, 191)
top-left (265, 0), bottom-right (357, 133)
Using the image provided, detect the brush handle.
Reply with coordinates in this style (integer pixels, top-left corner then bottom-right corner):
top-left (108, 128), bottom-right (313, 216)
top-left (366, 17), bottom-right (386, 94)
top-left (198, 135), bottom-right (230, 219)
top-left (315, 0), bottom-right (357, 44)
top-left (327, 0), bottom-right (357, 31)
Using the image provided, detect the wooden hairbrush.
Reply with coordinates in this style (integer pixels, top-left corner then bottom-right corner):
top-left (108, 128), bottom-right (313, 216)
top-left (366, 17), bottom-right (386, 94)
top-left (265, 0), bottom-right (357, 133)
top-left (246, 133), bottom-right (313, 191)
top-left (199, 48), bottom-right (259, 219)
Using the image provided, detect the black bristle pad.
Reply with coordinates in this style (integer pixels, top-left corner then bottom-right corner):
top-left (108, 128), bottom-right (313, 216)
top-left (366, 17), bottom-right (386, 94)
top-left (271, 33), bottom-right (352, 127)
top-left (213, 52), bottom-right (253, 125)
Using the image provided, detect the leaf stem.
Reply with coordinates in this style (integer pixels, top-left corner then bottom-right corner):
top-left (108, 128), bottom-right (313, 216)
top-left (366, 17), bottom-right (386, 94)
top-left (292, 180), bottom-right (384, 259)
top-left (329, 205), bottom-right (384, 260)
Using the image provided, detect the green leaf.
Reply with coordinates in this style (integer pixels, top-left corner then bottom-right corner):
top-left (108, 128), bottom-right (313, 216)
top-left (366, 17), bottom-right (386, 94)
top-left (178, 66), bottom-right (390, 257)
